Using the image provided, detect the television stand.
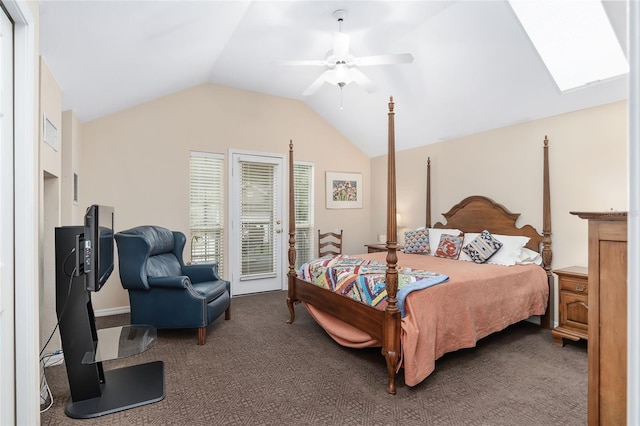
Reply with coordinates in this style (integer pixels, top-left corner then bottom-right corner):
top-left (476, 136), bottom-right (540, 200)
top-left (55, 226), bottom-right (165, 419)
top-left (64, 359), bottom-right (164, 418)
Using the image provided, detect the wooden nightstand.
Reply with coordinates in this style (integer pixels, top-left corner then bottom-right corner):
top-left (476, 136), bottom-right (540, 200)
top-left (364, 243), bottom-right (404, 253)
top-left (551, 266), bottom-right (589, 346)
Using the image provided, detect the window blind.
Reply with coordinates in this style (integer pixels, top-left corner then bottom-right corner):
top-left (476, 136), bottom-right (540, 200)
top-left (189, 151), bottom-right (224, 277)
top-left (293, 162), bottom-right (314, 268)
top-left (239, 161), bottom-right (276, 278)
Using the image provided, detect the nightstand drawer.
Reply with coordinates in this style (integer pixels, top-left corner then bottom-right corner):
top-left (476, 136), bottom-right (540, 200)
top-left (558, 275), bottom-right (588, 294)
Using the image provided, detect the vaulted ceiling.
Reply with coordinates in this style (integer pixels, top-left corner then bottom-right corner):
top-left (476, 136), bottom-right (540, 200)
top-left (39, 1), bottom-right (628, 157)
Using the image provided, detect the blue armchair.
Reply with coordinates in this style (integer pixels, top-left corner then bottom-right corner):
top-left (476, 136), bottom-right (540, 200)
top-left (114, 225), bottom-right (230, 345)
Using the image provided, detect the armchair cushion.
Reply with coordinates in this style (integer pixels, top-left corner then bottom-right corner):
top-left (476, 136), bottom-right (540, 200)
top-left (191, 280), bottom-right (228, 303)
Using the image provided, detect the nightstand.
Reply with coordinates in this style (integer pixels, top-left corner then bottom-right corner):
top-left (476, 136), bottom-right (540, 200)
top-left (551, 266), bottom-right (588, 346)
top-left (364, 243), bottom-right (403, 253)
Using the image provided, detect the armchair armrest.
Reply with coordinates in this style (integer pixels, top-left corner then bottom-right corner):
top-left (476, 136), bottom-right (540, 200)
top-left (182, 263), bottom-right (222, 283)
top-left (147, 276), bottom-right (189, 289)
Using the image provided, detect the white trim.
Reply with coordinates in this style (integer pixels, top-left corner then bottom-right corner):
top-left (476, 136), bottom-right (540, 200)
top-left (94, 305), bottom-right (131, 317)
top-left (628, 1), bottom-right (639, 424)
top-left (0, 5), bottom-right (15, 426)
top-left (3, 1), bottom-right (38, 424)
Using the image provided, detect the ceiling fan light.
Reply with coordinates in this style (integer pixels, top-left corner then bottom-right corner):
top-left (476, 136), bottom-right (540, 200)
top-left (334, 64), bottom-right (349, 83)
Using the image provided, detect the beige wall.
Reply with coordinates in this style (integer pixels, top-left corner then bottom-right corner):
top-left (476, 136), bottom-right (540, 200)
top-left (80, 83), bottom-right (372, 311)
top-left (61, 110), bottom-right (84, 225)
top-left (39, 58), bottom-right (63, 353)
top-left (371, 101), bottom-right (628, 324)
top-left (72, 84), bottom-right (628, 316)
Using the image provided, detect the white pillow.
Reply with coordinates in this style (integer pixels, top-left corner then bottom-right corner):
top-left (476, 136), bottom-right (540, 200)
top-left (486, 234), bottom-right (531, 266)
top-left (516, 247), bottom-right (543, 265)
top-left (428, 228), bottom-right (462, 255)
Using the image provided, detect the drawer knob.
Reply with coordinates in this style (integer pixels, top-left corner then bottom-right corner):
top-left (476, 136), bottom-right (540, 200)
top-left (575, 284), bottom-right (586, 292)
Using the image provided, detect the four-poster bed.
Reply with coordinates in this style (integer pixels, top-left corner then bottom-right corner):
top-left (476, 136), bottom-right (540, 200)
top-left (286, 97), bottom-right (552, 394)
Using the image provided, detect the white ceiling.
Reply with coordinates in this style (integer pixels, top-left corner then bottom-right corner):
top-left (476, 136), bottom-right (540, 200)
top-left (39, 0), bottom-right (629, 157)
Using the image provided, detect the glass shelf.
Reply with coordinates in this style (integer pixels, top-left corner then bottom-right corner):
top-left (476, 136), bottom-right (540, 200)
top-left (82, 325), bottom-right (157, 364)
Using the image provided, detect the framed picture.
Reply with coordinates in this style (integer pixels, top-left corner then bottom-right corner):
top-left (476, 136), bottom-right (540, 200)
top-left (326, 171), bottom-right (362, 209)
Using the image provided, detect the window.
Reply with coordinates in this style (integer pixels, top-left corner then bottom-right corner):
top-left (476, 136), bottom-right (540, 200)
top-left (190, 151), bottom-right (225, 277)
top-left (293, 162), bottom-right (314, 268)
top-left (509, 0), bottom-right (628, 92)
top-left (239, 161), bottom-right (277, 278)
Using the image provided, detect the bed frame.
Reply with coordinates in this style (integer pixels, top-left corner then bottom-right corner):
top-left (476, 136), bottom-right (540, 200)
top-left (286, 97), bottom-right (552, 394)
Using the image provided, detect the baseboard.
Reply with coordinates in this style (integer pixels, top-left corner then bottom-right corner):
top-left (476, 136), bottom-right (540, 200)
top-left (94, 306), bottom-right (130, 317)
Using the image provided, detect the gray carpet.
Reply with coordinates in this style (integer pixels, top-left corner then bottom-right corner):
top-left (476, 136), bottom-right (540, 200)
top-left (41, 290), bottom-right (587, 425)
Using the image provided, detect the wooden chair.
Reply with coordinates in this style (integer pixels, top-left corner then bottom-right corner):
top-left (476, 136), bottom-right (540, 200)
top-left (318, 229), bottom-right (343, 257)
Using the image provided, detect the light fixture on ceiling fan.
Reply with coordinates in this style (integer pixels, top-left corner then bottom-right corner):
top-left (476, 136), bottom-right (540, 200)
top-left (278, 9), bottom-right (414, 102)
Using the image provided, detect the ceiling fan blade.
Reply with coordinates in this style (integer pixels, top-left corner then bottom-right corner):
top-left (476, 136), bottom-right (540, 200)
top-left (302, 70), bottom-right (332, 96)
top-left (356, 53), bottom-right (414, 66)
top-left (348, 68), bottom-right (376, 93)
top-left (332, 32), bottom-right (350, 57)
top-left (274, 59), bottom-right (328, 66)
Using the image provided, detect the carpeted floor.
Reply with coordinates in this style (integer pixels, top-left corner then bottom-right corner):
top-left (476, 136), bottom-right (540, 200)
top-left (41, 290), bottom-right (587, 425)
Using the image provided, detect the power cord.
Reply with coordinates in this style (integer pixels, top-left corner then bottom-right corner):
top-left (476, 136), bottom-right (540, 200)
top-left (39, 256), bottom-right (76, 357)
top-left (39, 256), bottom-right (77, 413)
top-left (39, 349), bottom-right (63, 413)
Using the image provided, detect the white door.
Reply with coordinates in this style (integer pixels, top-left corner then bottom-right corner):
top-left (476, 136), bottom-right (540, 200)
top-left (229, 152), bottom-right (285, 295)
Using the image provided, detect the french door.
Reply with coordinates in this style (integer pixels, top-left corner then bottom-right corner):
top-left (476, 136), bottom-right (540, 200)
top-left (229, 151), bottom-right (285, 295)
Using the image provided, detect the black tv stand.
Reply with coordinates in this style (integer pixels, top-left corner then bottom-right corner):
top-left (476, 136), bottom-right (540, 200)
top-left (55, 226), bottom-right (165, 419)
top-left (64, 360), bottom-right (164, 418)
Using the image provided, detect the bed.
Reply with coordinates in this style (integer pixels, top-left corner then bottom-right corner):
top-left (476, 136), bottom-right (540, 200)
top-left (285, 97), bottom-right (552, 394)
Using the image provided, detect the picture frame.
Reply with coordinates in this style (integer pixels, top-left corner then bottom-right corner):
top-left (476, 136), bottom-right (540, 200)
top-left (325, 171), bottom-right (362, 209)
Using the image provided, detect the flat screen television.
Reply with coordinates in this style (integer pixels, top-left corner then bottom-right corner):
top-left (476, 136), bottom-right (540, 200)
top-left (83, 204), bottom-right (115, 292)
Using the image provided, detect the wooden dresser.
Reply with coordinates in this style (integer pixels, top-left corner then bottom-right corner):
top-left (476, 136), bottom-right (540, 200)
top-left (551, 266), bottom-right (589, 346)
top-left (571, 211), bottom-right (627, 426)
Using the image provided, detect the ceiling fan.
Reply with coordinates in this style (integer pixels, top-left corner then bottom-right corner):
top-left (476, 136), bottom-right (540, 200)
top-left (279, 9), bottom-right (414, 96)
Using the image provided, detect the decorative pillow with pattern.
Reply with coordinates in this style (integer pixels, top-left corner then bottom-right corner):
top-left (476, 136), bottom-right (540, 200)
top-left (462, 230), bottom-right (503, 263)
top-left (434, 234), bottom-right (464, 259)
top-left (403, 229), bottom-right (430, 254)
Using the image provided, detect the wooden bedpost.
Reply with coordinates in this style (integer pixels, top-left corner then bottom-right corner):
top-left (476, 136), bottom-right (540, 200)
top-left (541, 135), bottom-right (552, 329)
top-left (382, 97), bottom-right (401, 394)
top-left (426, 157), bottom-right (431, 228)
top-left (286, 140), bottom-right (297, 324)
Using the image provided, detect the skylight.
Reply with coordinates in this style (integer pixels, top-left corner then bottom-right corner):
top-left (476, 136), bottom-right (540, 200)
top-left (509, 0), bottom-right (629, 92)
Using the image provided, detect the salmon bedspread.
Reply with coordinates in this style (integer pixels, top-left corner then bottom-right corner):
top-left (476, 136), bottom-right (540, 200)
top-left (302, 251), bottom-right (549, 387)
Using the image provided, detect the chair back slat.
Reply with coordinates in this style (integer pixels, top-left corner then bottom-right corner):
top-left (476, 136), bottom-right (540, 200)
top-left (318, 230), bottom-right (343, 257)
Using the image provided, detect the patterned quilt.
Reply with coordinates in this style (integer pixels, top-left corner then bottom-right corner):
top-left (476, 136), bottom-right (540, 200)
top-left (298, 255), bottom-right (449, 316)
